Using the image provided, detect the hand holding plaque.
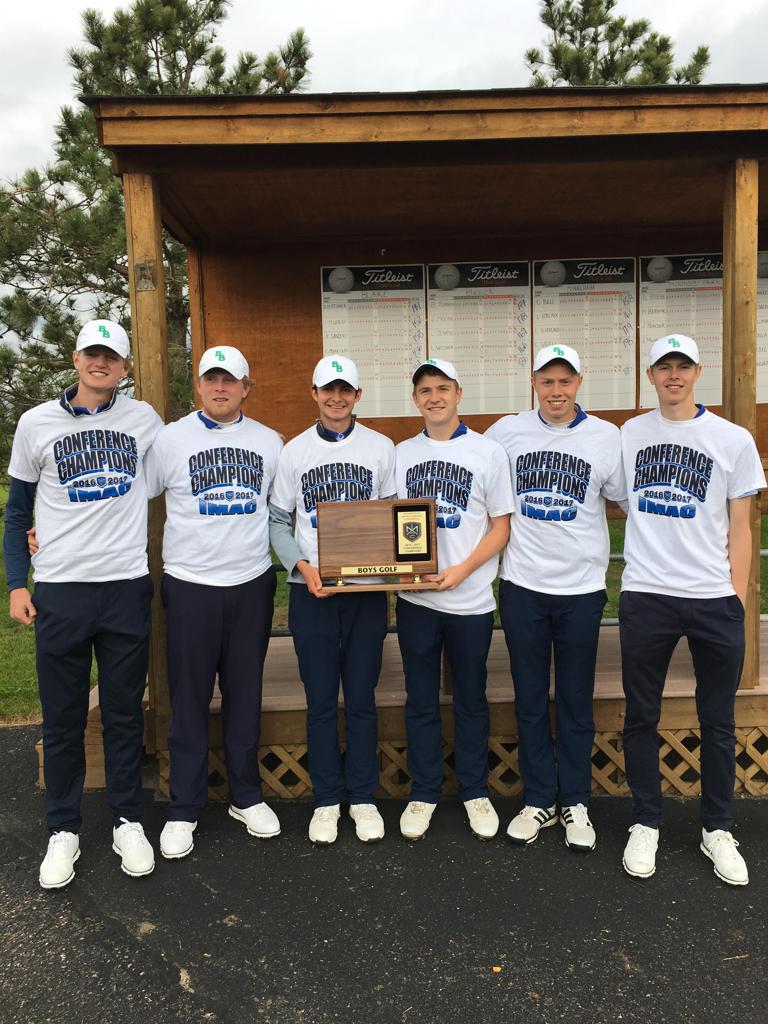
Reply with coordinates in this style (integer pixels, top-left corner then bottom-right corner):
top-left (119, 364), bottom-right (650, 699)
top-left (316, 498), bottom-right (439, 593)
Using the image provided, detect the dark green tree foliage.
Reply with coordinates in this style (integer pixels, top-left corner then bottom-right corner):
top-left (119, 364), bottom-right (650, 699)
top-left (0, 1), bottom-right (310, 463)
top-left (525, 0), bottom-right (710, 87)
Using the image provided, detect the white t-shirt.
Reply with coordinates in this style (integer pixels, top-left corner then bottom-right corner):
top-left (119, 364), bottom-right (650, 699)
top-left (486, 409), bottom-right (625, 595)
top-left (8, 394), bottom-right (163, 583)
top-left (396, 428), bottom-right (514, 615)
top-left (145, 411), bottom-right (283, 586)
top-left (621, 408), bottom-right (766, 598)
top-left (270, 423), bottom-right (397, 574)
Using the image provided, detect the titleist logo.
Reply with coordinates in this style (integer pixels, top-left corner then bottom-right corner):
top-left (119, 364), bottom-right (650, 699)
top-left (572, 262), bottom-right (626, 280)
top-left (362, 269), bottom-right (415, 285)
top-left (467, 265), bottom-right (520, 283)
top-left (681, 257), bottom-right (723, 274)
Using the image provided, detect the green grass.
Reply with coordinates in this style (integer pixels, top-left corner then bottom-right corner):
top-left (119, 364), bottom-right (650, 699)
top-left (2, 499), bottom-right (767, 720)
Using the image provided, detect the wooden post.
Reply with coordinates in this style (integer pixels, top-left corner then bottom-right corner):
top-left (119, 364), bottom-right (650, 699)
top-left (123, 172), bottom-right (171, 743)
top-left (722, 158), bottom-right (760, 689)
top-left (188, 246), bottom-right (207, 377)
top-left (721, 169), bottom-right (736, 420)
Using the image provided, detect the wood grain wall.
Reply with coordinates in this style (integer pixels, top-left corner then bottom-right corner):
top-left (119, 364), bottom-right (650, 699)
top-left (196, 230), bottom-right (767, 448)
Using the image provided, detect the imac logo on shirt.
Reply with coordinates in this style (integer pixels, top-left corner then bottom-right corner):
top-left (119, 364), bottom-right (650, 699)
top-left (189, 446), bottom-right (264, 516)
top-left (515, 450), bottom-right (592, 522)
top-left (54, 428), bottom-right (138, 503)
top-left (633, 443), bottom-right (713, 518)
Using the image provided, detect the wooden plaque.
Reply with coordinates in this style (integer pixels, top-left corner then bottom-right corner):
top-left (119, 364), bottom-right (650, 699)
top-left (316, 498), bottom-right (439, 593)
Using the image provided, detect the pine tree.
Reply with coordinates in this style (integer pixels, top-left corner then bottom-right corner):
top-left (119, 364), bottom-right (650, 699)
top-left (525, 0), bottom-right (709, 87)
top-left (0, 1), bottom-right (311, 462)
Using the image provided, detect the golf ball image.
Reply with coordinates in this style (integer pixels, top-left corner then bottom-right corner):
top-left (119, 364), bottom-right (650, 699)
top-left (433, 264), bottom-right (461, 290)
top-left (646, 257), bottom-right (674, 283)
top-left (539, 261), bottom-right (567, 287)
top-left (328, 267), bottom-right (355, 293)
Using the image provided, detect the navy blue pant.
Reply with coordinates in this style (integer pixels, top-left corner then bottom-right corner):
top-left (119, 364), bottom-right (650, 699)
top-left (163, 568), bottom-right (276, 820)
top-left (396, 597), bottom-right (493, 803)
top-left (499, 581), bottom-right (605, 808)
top-left (288, 584), bottom-right (387, 806)
top-left (33, 577), bottom-right (153, 833)
top-left (620, 591), bottom-right (745, 831)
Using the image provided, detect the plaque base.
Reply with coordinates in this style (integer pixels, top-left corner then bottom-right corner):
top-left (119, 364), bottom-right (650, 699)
top-left (317, 580), bottom-right (440, 595)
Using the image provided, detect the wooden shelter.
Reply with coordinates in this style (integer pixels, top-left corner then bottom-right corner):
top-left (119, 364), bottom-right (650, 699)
top-left (76, 85), bottom-right (768, 798)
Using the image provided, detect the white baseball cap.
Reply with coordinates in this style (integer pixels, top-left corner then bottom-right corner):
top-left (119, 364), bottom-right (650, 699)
top-left (198, 345), bottom-right (249, 379)
top-left (533, 344), bottom-right (581, 374)
top-left (412, 357), bottom-right (461, 385)
top-left (313, 355), bottom-right (360, 390)
top-left (649, 334), bottom-right (700, 366)
top-left (75, 320), bottom-right (130, 359)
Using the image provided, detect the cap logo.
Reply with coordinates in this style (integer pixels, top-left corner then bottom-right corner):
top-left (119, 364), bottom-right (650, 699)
top-left (553, 346), bottom-right (564, 356)
top-left (427, 358), bottom-right (437, 365)
top-left (332, 360), bottom-right (343, 373)
top-left (98, 326), bottom-right (110, 339)
top-left (215, 350), bottom-right (225, 361)
top-left (668, 338), bottom-right (681, 348)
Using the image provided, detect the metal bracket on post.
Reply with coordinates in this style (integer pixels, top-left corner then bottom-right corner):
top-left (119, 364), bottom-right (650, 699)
top-left (134, 260), bottom-right (157, 291)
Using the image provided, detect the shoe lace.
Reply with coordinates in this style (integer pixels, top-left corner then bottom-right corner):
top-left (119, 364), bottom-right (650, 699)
top-left (467, 798), bottom-right (494, 816)
top-left (116, 818), bottom-right (147, 845)
top-left (49, 832), bottom-right (75, 851)
top-left (519, 805), bottom-right (551, 820)
top-left (629, 824), bottom-right (658, 851)
top-left (408, 802), bottom-right (430, 814)
top-left (354, 805), bottom-right (379, 820)
top-left (166, 821), bottom-right (190, 835)
top-left (707, 830), bottom-right (740, 857)
top-left (315, 806), bottom-right (338, 821)
top-left (564, 803), bottom-right (591, 827)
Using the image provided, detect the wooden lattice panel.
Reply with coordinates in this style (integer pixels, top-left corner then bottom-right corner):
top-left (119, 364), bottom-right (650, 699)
top-left (157, 745), bottom-right (313, 800)
top-left (736, 727), bottom-right (768, 795)
top-left (154, 728), bottom-right (768, 801)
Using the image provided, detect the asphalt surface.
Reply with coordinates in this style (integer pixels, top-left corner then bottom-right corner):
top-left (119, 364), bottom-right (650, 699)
top-left (0, 724), bottom-right (766, 1024)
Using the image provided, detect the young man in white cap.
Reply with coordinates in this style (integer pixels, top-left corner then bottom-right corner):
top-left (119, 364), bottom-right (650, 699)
top-left (396, 357), bottom-right (513, 841)
top-left (4, 319), bottom-right (163, 888)
top-left (486, 344), bottom-right (625, 851)
top-left (145, 346), bottom-right (283, 859)
top-left (269, 355), bottom-right (396, 844)
top-left (620, 334), bottom-right (765, 885)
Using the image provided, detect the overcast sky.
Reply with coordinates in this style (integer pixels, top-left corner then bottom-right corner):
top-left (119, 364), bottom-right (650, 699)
top-left (2, 0), bottom-right (767, 179)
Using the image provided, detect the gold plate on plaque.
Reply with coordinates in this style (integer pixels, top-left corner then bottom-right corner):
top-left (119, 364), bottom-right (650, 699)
top-left (341, 564), bottom-right (412, 576)
top-left (394, 509), bottom-right (428, 557)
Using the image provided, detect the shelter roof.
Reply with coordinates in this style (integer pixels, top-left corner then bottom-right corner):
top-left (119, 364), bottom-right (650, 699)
top-left (85, 86), bottom-right (768, 246)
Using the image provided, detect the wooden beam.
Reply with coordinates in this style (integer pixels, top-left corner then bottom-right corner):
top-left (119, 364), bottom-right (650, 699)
top-left (99, 105), bottom-right (768, 148)
top-left (91, 88), bottom-right (768, 150)
top-left (722, 169), bottom-right (736, 419)
top-left (723, 158), bottom-right (760, 689)
top-left (159, 201), bottom-right (197, 247)
top-left (187, 246), bottom-right (206, 385)
top-left (88, 84), bottom-right (768, 121)
top-left (124, 173), bottom-right (170, 416)
top-left (108, 135), bottom-right (768, 177)
top-left (123, 171), bottom-right (171, 737)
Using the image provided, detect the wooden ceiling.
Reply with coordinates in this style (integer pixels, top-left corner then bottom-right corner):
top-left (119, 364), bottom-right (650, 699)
top-left (154, 156), bottom-right (742, 245)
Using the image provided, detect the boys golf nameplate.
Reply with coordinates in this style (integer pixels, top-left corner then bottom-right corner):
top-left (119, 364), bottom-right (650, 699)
top-left (316, 498), bottom-right (438, 594)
